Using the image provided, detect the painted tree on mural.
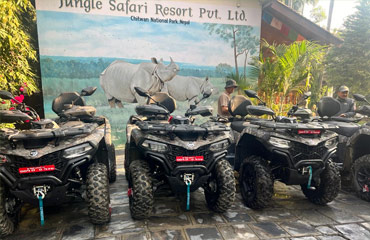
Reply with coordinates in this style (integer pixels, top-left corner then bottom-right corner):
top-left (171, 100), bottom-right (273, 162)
top-left (0, 0), bottom-right (37, 95)
top-left (204, 24), bottom-right (259, 81)
top-left (325, 0), bottom-right (370, 94)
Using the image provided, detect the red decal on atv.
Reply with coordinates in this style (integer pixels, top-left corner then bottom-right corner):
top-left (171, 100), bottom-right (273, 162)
top-left (127, 188), bottom-right (132, 197)
top-left (298, 130), bottom-right (321, 134)
top-left (18, 165), bottom-right (55, 174)
top-left (176, 156), bottom-right (204, 162)
top-left (363, 184), bottom-right (369, 193)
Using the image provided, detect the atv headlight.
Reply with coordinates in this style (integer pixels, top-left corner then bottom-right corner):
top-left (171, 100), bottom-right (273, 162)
top-left (63, 143), bottom-right (93, 159)
top-left (269, 137), bottom-right (291, 149)
top-left (210, 140), bottom-right (229, 152)
top-left (325, 138), bottom-right (338, 149)
top-left (141, 140), bottom-right (168, 153)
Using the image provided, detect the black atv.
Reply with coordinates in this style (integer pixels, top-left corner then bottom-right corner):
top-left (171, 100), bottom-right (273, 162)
top-left (0, 87), bottom-right (115, 236)
top-left (318, 94), bottom-right (370, 201)
top-left (125, 87), bottom-right (235, 219)
top-left (228, 90), bottom-right (340, 209)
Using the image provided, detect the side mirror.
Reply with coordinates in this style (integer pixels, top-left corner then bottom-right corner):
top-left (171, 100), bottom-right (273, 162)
top-left (81, 87), bottom-right (97, 96)
top-left (0, 90), bottom-right (15, 100)
top-left (202, 89), bottom-right (213, 99)
top-left (353, 94), bottom-right (367, 102)
top-left (134, 87), bottom-right (149, 97)
top-left (244, 90), bottom-right (257, 98)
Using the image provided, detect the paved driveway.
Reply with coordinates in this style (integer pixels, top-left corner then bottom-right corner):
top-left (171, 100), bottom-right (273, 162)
top-left (5, 149), bottom-right (370, 240)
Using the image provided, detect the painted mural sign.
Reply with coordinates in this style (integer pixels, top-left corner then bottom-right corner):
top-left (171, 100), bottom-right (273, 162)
top-left (35, 0), bottom-right (262, 146)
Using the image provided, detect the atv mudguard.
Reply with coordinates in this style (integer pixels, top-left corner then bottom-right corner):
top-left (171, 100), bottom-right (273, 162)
top-left (342, 126), bottom-right (370, 173)
top-left (233, 125), bottom-right (270, 171)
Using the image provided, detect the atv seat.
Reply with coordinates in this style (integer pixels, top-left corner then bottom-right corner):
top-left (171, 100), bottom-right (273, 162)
top-left (148, 92), bottom-right (176, 113)
top-left (52, 92), bottom-right (85, 114)
top-left (228, 95), bottom-right (252, 117)
top-left (318, 97), bottom-right (341, 118)
top-left (230, 121), bottom-right (251, 133)
top-left (326, 121), bottom-right (360, 137)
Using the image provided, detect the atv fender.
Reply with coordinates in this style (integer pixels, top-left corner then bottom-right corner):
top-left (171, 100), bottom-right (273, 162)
top-left (345, 127), bottom-right (370, 172)
top-left (234, 131), bottom-right (269, 171)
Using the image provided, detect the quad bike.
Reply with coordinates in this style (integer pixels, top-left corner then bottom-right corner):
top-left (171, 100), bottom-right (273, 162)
top-left (0, 87), bottom-right (115, 236)
top-left (317, 94), bottom-right (370, 201)
top-left (228, 90), bottom-right (340, 209)
top-left (125, 87), bottom-right (235, 219)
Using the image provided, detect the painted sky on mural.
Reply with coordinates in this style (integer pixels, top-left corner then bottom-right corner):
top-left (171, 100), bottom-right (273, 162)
top-left (37, 11), bottom-right (260, 67)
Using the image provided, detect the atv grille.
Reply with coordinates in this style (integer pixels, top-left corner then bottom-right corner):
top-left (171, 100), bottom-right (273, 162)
top-left (290, 142), bottom-right (327, 163)
top-left (6, 151), bottom-right (65, 178)
top-left (166, 145), bottom-right (212, 168)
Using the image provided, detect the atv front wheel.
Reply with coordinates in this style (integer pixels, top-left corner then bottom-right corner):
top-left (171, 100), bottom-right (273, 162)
top-left (301, 160), bottom-right (341, 205)
top-left (204, 159), bottom-right (235, 212)
top-left (353, 155), bottom-right (370, 202)
top-left (129, 160), bottom-right (153, 219)
top-left (108, 143), bottom-right (117, 183)
top-left (0, 180), bottom-right (19, 237)
top-left (86, 163), bottom-right (111, 224)
top-left (239, 156), bottom-right (273, 209)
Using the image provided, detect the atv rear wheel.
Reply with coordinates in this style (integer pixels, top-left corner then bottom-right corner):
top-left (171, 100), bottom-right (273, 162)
top-left (129, 160), bottom-right (153, 219)
top-left (239, 156), bottom-right (273, 209)
top-left (0, 180), bottom-right (19, 237)
top-left (204, 159), bottom-right (235, 212)
top-left (301, 160), bottom-right (341, 205)
top-left (108, 143), bottom-right (117, 183)
top-left (86, 163), bottom-right (111, 224)
top-left (353, 155), bottom-right (370, 202)
top-left (124, 143), bottom-right (130, 182)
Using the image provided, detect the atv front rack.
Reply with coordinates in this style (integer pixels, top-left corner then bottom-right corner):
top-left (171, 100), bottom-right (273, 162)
top-left (0, 123), bottom-right (98, 140)
top-left (136, 121), bottom-right (229, 133)
top-left (250, 120), bottom-right (338, 130)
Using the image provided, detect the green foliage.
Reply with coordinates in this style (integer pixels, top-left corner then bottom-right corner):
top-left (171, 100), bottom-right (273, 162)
top-left (254, 40), bottom-right (327, 115)
top-left (280, 0), bottom-right (318, 13)
top-left (325, 0), bottom-right (370, 95)
top-left (310, 6), bottom-right (327, 24)
top-left (0, 0), bottom-right (37, 95)
top-left (215, 63), bottom-right (233, 77)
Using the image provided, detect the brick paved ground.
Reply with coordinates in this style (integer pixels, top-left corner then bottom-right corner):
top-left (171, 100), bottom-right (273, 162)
top-left (4, 149), bottom-right (370, 240)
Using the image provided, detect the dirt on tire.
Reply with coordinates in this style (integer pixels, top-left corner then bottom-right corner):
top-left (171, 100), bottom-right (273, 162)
top-left (129, 160), bottom-right (154, 219)
top-left (239, 155), bottom-right (273, 209)
top-left (205, 159), bottom-right (236, 212)
top-left (86, 163), bottom-right (111, 224)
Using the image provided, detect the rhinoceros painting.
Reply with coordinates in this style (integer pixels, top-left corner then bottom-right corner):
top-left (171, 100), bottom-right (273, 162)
top-left (161, 76), bottom-right (218, 105)
top-left (100, 57), bottom-right (179, 108)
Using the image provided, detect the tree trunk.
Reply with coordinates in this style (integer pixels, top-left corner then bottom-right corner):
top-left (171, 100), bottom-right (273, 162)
top-left (243, 50), bottom-right (250, 79)
top-left (233, 27), bottom-right (239, 77)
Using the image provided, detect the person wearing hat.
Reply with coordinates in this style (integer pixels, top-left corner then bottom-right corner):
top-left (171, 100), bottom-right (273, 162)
top-left (218, 79), bottom-right (238, 117)
top-left (335, 85), bottom-right (356, 117)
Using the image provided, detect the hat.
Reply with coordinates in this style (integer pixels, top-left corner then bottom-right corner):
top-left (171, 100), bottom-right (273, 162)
top-left (338, 85), bottom-right (349, 92)
top-left (225, 79), bottom-right (238, 89)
